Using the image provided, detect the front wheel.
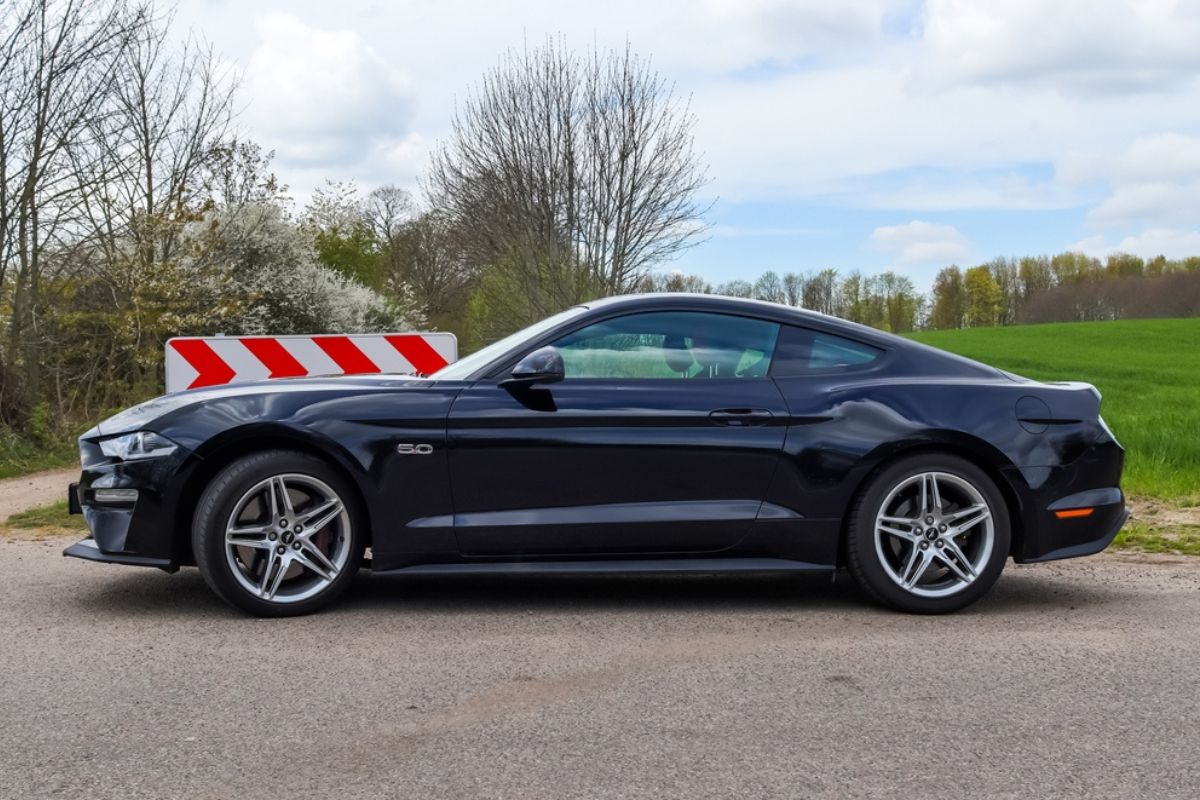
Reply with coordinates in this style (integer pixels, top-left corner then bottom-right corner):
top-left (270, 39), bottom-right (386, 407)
top-left (845, 453), bottom-right (1010, 614)
top-left (193, 450), bottom-right (364, 617)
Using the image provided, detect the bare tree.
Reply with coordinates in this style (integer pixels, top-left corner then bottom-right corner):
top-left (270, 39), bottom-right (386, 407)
top-left (428, 38), bottom-right (710, 331)
top-left (363, 184), bottom-right (416, 244)
top-left (1, 0), bottom-right (145, 401)
top-left (85, 14), bottom-right (236, 269)
top-left (383, 210), bottom-right (476, 328)
top-left (753, 270), bottom-right (785, 303)
top-left (782, 272), bottom-right (804, 306)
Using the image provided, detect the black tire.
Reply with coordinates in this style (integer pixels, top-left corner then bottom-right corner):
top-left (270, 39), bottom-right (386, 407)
top-left (193, 449), bottom-right (364, 617)
top-left (845, 452), bottom-right (1010, 614)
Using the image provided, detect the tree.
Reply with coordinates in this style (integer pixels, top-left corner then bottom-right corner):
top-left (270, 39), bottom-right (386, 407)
top-left (929, 266), bottom-right (966, 329)
top-left (840, 272), bottom-right (868, 324)
top-left (876, 271), bottom-right (921, 333)
top-left (1050, 251), bottom-right (1097, 285)
top-left (386, 210), bottom-right (477, 330)
top-left (986, 257), bottom-right (1021, 325)
top-left (964, 265), bottom-right (1003, 326)
top-left (637, 270), bottom-right (711, 294)
top-left (362, 184), bottom-right (415, 244)
top-left (428, 38), bottom-right (710, 335)
top-left (184, 203), bottom-right (424, 337)
top-left (753, 271), bottom-right (785, 303)
top-left (802, 268), bottom-right (839, 315)
top-left (1018, 256), bottom-right (1053, 299)
top-left (354, 185), bottom-right (481, 331)
top-left (1106, 252), bottom-right (1145, 279)
top-left (89, 17), bottom-right (236, 271)
top-left (1, 0), bottom-right (146, 407)
top-left (782, 272), bottom-right (804, 306)
top-left (716, 279), bottom-right (754, 298)
top-left (304, 180), bottom-right (384, 288)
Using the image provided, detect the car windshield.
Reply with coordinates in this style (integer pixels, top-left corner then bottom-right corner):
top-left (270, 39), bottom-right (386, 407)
top-left (431, 305), bottom-right (589, 380)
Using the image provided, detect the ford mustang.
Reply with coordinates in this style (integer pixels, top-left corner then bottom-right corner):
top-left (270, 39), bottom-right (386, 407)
top-left (64, 294), bottom-right (1127, 616)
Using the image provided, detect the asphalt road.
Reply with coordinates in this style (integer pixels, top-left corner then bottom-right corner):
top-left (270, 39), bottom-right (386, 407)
top-left (2, 535), bottom-right (1198, 800)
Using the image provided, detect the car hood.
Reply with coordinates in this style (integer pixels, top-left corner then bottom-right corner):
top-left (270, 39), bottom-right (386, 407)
top-left (90, 374), bottom-right (432, 437)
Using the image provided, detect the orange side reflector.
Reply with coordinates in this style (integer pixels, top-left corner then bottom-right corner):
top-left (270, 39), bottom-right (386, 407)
top-left (1055, 508), bottom-right (1095, 519)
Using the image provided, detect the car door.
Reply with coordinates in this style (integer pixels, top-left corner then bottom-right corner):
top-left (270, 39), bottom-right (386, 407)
top-left (446, 310), bottom-right (789, 557)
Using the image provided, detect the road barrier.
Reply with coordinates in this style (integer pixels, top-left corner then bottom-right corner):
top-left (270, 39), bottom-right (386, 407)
top-left (165, 333), bottom-right (458, 393)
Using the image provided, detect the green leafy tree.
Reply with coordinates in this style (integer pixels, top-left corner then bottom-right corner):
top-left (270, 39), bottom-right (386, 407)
top-left (313, 224), bottom-right (384, 289)
top-left (929, 266), bottom-right (967, 329)
top-left (803, 269), bottom-right (840, 315)
top-left (1018, 256), bottom-right (1053, 299)
top-left (876, 271), bottom-right (921, 332)
top-left (1106, 252), bottom-right (1145, 279)
top-left (965, 265), bottom-right (1003, 326)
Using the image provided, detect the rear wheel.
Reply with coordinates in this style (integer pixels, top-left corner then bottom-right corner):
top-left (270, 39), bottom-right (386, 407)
top-left (193, 450), bottom-right (364, 617)
top-left (846, 453), bottom-right (1010, 613)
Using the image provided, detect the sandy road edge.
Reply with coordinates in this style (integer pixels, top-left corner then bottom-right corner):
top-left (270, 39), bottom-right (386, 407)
top-left (0, 467), bottom-right (78, 523)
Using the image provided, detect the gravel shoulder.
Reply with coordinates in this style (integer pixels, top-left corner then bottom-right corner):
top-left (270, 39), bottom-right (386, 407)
top-left (0, 467), bottom-right (75, 522)
top-left (2, 533), bottom-right (1198, 800)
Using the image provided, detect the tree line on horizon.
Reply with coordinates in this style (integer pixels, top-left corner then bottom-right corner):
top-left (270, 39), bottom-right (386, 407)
top-left (637, 251), bottom-right (1200, 333)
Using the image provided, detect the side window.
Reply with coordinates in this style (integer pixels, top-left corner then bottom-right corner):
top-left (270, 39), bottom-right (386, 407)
top-left (770, 325), bottom-right (881, 376)
top-left (550, 312), bottom-right (780, 379)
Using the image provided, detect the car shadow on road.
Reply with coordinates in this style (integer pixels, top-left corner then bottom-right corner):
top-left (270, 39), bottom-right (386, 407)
top-left (348, 570), bottom-right (867, 615)
top-left (69, 560), bottom-right (1132, 620)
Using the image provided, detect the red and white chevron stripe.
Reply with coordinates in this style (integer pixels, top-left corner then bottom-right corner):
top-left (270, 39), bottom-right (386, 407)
top-left (165, 333), bottom-right (458, 393)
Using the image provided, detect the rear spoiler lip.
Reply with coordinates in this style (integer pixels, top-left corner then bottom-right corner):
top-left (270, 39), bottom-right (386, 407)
top-left (1039, 380), bottom-right (1102, 403)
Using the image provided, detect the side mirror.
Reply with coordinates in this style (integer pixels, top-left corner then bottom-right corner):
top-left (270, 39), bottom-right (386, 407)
top-left (501, 346), bottom-right (565, 389)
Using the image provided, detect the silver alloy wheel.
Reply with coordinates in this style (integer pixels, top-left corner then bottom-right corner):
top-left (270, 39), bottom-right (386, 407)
top-left (223, 473), bottom-right (352, 604)
top-left (873, 471), bottom-right (994, 598)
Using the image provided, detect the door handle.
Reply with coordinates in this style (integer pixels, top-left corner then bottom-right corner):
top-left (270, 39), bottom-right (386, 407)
top-left (708, 408), bottom-right (774, 427)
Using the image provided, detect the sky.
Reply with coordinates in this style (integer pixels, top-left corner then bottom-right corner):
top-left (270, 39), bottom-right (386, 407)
top-left (173, 0), bottom-right (1200, 290)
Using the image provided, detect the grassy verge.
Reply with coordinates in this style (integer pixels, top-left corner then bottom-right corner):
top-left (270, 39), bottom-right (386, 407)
top-left (6, 500), bottom-right (86, 531)
top-left (0, 429), bottom-right (77, 480)
top-left (3, 499), bottom-right (87, 541)
top-left (1113, 520), bottom-right (1200, 556)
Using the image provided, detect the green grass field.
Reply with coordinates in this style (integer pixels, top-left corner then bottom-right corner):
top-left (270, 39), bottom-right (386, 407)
top-left (910, 318), bottom-right (1200, 503)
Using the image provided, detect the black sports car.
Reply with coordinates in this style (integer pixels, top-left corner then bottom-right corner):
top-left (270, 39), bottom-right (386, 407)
top-left (65, 294), bottom-right (1126, 616)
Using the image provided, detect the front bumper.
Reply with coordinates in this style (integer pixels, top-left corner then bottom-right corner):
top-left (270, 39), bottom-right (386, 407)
top-left (63, 444), bottom-right (195, 570)
top-left (63, 537), bottom-right (175, 570)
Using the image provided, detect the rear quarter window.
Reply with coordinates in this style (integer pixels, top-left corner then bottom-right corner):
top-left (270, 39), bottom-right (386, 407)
top-left (770, 325), bottom-right (882, 376)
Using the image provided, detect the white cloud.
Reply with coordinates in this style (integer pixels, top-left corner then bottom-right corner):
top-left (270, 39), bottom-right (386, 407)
top-left (857, 171), bottom-right (1083, 211)
top-left (1071, 228), bottom-right (1200, 260)
top-left (244, 14), bottom-right (415, 171)
top-left (694, 0), bottom-right (890, 66)
top-left (1090, 182), bottom-right (1200, 229)
top-left (870, 220), bottom-right (968, 264)
top-left (917, 0), bottom-right (1200, 94)
top-left (1061, 133), bottom-right (1200, 228)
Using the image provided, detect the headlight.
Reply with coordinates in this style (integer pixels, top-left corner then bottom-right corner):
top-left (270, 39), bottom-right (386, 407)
top-left (98, 431), bottom-right (179, 461)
